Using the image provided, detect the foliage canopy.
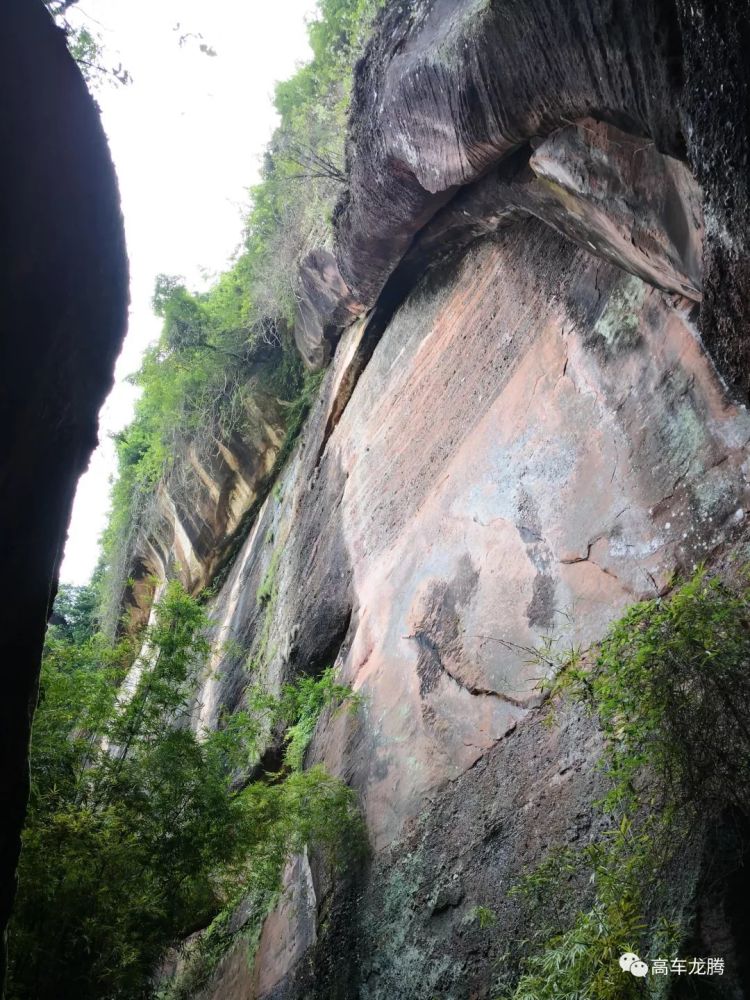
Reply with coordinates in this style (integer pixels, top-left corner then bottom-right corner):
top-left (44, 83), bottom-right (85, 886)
top-left (500, 568), bottom-right (750, 999)
top-left (9, 584), bottom-right (359, 1000)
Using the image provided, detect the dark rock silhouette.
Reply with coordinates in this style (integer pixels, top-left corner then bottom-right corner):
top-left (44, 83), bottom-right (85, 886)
top-left (0, 0), bottom-right (128, 979)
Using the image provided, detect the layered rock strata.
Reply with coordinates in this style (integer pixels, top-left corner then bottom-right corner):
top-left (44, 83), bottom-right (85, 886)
top-left (125, 389), bottom-right (289, 630)
top-left (294, 0), bottom-right (749, 403)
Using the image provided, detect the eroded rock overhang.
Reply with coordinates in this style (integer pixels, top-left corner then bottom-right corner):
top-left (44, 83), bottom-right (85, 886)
top-left (297, 0), bottom-right (749, 404)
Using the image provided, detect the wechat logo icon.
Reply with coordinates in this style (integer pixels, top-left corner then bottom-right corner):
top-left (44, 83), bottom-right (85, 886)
top-left (620, 953), bottom-right (649, 977)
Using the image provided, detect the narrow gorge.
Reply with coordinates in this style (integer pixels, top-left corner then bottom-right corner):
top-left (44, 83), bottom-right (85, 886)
top-left (4, 0), bottom-right (750, 997)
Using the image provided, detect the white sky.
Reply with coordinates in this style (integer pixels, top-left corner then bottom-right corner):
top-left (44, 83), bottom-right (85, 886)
top-left (59, 0), bottom-right (316, 585)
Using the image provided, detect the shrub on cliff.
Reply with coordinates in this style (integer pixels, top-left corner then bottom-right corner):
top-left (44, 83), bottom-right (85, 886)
top-left (501, 569), bottom-right (750, 999)
top-left (8, 583), bottom-right (360, 1000)
top-left (98, 0), bottom-right (384, 635)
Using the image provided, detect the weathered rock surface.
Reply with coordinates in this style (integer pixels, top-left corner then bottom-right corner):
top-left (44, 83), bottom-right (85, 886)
top-left (329, 0), bottom-right (750, 399)
top-left (0, 0), bottom-right (128, 974)
top-left (295, 250), bottom-right (365, 370)
top-left (194, 218), bottom-right (750, 994)
top-left (148, 0), bottom-right (750, 995)
top-left (524, 120), bottom-right (703, 300)
top-left (124, 389), bottom-right (289, 630)
top-left (335, 0), bottom-right (679, 301)
top-left (346, 116), bottom-right (706, 378)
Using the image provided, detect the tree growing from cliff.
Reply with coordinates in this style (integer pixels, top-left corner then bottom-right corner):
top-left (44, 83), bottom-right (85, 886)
top-left (8, 583), bottom-right (359, 1000)
top-left (152, 274), bottom-right (251, 364)
top-left (44, 0), bottom-right (217, 87)
top-left (43, 0), bottom-right (132, 85)
top-left (98, 0), bottom-right (386, 634)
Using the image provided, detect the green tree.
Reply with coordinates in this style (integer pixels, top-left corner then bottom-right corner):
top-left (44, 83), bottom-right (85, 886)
top-left (8, 583), bottom-right (359, 1000)
top-left (50, 580), bottom-right (100, 644)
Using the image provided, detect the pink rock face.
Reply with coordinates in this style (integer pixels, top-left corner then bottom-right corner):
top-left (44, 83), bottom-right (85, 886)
top-left (319, 228), bottom-right (750, 848)
top-left (210, 224), bottom-right (750, 996)
top-left (527, 119), bottom-right (704, 301)
top-left (252, 853), bottom-right (317, 995)
top-left (206, 854), bottom-right (317, 1000)
top-left (168, 0), bottom-right (750, 986)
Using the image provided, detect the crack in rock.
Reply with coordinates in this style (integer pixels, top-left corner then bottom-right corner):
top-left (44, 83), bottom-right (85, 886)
top-left (407, 631), bottom-right (536, 710)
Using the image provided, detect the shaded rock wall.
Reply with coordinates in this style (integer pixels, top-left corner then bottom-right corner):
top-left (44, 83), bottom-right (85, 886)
top-left (124, 388), bottom-right (289, 630)
top-left (0, 0), bottom-right (128, 979)
top-left (295, 250), bottom-right (365, 369)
